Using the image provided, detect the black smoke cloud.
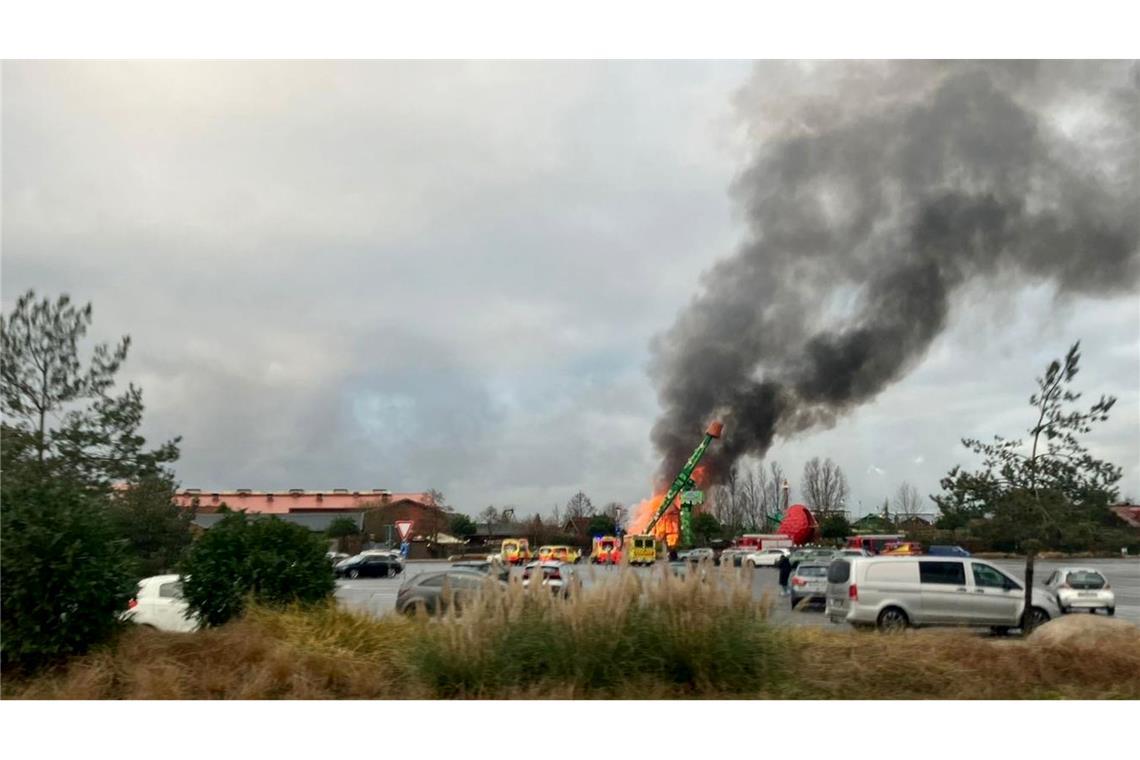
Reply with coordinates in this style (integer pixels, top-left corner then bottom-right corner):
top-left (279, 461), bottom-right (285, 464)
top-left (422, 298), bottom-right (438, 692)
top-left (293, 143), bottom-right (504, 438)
top-left (650, 61), bottom-right (1140, 482)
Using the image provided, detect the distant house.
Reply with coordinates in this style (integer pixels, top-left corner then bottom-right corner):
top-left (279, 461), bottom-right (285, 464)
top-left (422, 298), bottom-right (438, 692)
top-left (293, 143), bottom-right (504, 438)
top-left (1110, 504), bottom-right (1140, 529)
top-left (562, 516), bottom-right (592, 538)
top-left (470, 522), bottom-right (524, 544)
top-left (850, 514), bottom-right (895, 533)
top-left (896, 514), bottom-right (936, 530)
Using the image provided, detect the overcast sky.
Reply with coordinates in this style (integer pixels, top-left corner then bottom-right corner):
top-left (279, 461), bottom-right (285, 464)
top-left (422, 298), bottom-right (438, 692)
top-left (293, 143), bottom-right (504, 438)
top-left (3, 61), bottom-right (1137, 517)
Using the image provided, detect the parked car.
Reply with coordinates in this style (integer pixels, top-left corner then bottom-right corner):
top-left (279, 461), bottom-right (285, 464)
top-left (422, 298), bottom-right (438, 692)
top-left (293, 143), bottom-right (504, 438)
top-left (837, 548), bottom-right (871, 558)
top-left (1044, 567), bottom-right (1115, 615)
top-left (677, 547), bottom-right (716, 564)
top-left (335, 552), bottom-right (404, 579)
top-left (789, 562), bottom-right (829, 609)
top-left (926, 545), bottom-right (971, 557)
top-left (790, 548), bottom-right (838, 568)
top-left (718, 548), bottom-right (749, 567)
top-left (451, 559), bottom-right (510, 582)
top-left (122, 575), bottom-right (198, 633)
top-left (396, 569), bottom-right (501, 615)
top-left (327, 551), bottom-right (351, 564)
top-left (825, 556), bottom-right (1058, 633)
top-left (522, 561), bottom-right (577, 596)
top-left (745, 547), bottom-right (791, 567)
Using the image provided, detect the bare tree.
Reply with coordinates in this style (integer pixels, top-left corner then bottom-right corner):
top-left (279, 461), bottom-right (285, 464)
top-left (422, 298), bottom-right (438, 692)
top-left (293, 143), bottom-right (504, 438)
top-left (601, 501), bottom-right (624, 522)
top-left (712, 465), bottom-right (743, 535)
top-left (768, 461), bottom-right (787, 514)
top-left (478, 505), bottom-right (499, 530)
top-left (736, 465), bottom-right (757, 531)
top-left (564, 491), bottom-right (595, 520)
top-left (892, 482), bottom-right (923, 519)
top-left (802, 457), bottom-right (850, 515)
top-left (737, 461), bottom-right (768, 531)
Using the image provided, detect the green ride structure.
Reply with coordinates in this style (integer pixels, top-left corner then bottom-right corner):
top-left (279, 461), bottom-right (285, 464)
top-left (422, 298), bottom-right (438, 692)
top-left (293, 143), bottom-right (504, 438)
top-left (643, 421), bottom-right (724, 550)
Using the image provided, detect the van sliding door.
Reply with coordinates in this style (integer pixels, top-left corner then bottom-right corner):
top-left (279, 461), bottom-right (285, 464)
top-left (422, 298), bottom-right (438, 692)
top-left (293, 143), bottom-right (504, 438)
top-left (918, 561), bottom-right (969, 624)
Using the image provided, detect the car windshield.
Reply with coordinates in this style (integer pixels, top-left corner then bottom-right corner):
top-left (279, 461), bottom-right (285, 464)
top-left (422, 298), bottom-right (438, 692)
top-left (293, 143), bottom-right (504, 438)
top-left (796, 565), bottom-right (827, 577)
top-left (1066, 571), bottom-right (1106, 589)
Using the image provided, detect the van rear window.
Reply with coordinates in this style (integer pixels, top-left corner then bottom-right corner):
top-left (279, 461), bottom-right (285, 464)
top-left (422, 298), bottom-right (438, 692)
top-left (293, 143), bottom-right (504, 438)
top-left (919, 561), bottom-right (966, 585)
top-left (827, 559), bottom-right (850, 584)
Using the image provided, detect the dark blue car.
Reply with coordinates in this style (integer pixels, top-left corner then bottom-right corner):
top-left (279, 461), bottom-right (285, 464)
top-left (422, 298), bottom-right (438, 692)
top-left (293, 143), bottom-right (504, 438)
top-left (926, 545), bottom-right (971, 557)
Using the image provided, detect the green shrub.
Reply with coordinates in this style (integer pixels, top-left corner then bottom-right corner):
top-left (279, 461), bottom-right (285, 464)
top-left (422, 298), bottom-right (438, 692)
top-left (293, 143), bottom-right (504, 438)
top-left (180, 511), bottom-right (336, 627)
top-left (1, 477), bottom-right (136, 672)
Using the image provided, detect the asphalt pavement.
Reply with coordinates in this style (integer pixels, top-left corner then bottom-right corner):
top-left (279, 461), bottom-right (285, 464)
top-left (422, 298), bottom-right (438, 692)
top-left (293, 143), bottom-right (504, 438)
top-left (335, 556), bottom-right (1140, 628)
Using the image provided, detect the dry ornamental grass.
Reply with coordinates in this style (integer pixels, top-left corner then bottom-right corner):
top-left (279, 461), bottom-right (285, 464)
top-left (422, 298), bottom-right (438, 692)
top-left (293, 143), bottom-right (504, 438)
top-left (5, 562), bottom-right (1139, 699)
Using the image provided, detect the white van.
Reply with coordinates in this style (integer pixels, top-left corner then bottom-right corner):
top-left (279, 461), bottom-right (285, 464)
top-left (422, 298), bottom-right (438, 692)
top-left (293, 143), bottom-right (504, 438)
top-left (825, 557), bottom-right (1059, 633)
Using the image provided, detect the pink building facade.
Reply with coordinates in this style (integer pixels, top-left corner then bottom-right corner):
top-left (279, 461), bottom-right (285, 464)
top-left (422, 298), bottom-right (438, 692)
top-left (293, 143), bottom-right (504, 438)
top-left (175, 488), bottom-right (435, 514)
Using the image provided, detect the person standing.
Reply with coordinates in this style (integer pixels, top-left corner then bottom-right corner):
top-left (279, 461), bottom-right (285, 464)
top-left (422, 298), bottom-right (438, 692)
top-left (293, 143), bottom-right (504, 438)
top-left (777, 551), bottom-right (792, 596)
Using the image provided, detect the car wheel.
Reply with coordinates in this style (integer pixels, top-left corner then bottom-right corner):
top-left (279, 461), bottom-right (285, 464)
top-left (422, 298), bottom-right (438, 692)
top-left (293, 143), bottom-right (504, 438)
top-left (1022, 606), bottom-right (1050, 633)
top-left (789, 595), bottom-right (798, 611)
top-left (348, 568), bottom-right (360, 579)
top-left (1107, 608), bottom-right (1115, 616)
top-left (402, 600), bottom-right (427, 617)
top-left (876, 606), bottom-right (909, 633)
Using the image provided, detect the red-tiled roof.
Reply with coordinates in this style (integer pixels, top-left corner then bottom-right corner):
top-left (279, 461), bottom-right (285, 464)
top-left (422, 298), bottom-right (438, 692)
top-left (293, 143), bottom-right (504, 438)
top-left (1110, 505), bottom-right (1140, 528)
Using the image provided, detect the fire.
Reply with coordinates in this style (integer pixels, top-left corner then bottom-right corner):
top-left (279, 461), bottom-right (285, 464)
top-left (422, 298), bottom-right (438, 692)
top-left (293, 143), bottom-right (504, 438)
top-left (625, 465), bottom-right (711, 548)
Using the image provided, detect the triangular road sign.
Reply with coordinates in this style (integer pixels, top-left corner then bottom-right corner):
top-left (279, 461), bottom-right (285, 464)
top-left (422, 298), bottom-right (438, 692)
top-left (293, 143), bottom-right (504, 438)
top-left (395, 520), bottom-right (414, 541)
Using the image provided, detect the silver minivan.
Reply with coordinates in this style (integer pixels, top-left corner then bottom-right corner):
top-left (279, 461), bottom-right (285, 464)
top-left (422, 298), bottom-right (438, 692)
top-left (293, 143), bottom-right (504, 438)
top-left (825, 557), bottom-right (1058, 633)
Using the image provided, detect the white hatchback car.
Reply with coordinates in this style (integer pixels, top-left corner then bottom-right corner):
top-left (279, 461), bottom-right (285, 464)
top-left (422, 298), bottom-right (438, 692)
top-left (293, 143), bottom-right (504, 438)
top-left (745, 548), bottom-right (790, 567)
top-left (123, 574), bottom-right (199, 632)
top-left (1044, 567), bottom-right (1116, 615)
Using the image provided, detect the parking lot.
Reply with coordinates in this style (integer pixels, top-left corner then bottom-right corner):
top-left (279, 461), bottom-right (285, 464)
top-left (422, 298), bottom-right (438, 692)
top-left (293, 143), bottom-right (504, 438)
top-left (334, 556), bottom-right (1140, 627)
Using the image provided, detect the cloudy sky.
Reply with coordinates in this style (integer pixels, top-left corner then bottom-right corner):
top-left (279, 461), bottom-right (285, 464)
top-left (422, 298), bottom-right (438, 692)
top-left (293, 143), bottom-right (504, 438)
top-left (3, 61), bottom-right (1137, 517)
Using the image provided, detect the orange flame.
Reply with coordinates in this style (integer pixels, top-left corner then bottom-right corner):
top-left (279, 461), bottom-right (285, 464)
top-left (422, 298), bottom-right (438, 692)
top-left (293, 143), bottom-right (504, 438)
top-left (625, 466), bottom-right (711, 548)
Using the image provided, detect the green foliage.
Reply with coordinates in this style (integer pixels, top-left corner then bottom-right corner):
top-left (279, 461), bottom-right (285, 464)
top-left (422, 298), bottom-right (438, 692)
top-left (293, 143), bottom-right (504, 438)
top-left (448, 513), bottom-right (477, 538)
top-left (587, 514), bottom-right (616, 537)
top-left (326, 516), bottom-right (361, 539)
top-left (0, 290), bottom-right (179, 488)
top-left (180, 511), bottom-right (336, 627)
top-left (935, 343), bottom-right (1123, 552)
top-left (1, 475), bottom-right (136, 672)
top-left (107, 474), bottom-right (193, 578)
top-left (934, 344), bottom-right (1121, 553)
top-left (820, 512), bottom-right (852, 540)
top-left (692, 511), bottom-right (721, 545)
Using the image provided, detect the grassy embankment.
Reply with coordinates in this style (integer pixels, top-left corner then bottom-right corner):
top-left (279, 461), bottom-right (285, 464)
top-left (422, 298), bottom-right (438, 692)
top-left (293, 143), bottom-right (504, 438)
top-left (6, 565), bottom-right (1139, 699)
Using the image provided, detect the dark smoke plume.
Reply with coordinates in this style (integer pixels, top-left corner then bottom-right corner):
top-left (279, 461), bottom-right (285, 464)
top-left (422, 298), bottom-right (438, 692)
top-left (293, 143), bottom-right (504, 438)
top-left (651, 61), bottom-right (1140, 482)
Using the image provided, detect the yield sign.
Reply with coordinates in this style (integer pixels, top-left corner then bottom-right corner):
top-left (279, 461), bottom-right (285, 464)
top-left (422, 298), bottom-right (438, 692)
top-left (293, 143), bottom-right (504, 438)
top-left (395, 520), bottom-right (414, 541)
